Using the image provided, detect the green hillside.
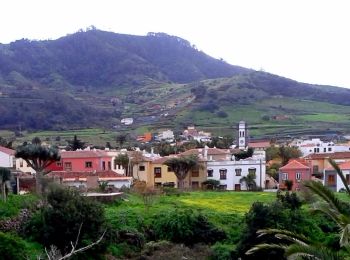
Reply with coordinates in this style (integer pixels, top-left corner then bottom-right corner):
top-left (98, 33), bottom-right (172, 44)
top-left (0, 29), bottom-right (350, 138)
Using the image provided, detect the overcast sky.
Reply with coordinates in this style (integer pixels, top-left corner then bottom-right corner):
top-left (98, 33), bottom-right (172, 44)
top-left (1, 0), bottom-right (349, 88)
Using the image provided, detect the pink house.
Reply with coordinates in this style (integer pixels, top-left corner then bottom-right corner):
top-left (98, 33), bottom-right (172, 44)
top-left (61, 150), bottom-right (113, 172)
top-left (279, 159), bottom-right (311, 191)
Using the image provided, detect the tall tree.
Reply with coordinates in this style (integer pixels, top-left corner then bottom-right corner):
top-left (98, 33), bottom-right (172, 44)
top-left (0, 168), bottom-right (11, 202)
top-left (114, 154), bottom-right (130, 176)
top-left (66, 135), bottom-right (86, 151)
top-left (15, 143), bottom-right (60, 194)
top-left (164, 155), bottom-right (199, 189)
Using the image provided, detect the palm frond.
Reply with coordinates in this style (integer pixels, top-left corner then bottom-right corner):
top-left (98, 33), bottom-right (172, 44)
top-left (304, 180), bottom-right (347, 216)
top-left (328, 158), bottom-right (350, 195)
top-left (246, 243), bottom-right (287, 255)
top-left (257, 229), bottom-right (310, 245)
top-left (286, 244), bottom-right (341, 260)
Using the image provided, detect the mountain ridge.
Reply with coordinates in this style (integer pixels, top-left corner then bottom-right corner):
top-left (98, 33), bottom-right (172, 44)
top-left (0, 29), bottom-right (350, 136)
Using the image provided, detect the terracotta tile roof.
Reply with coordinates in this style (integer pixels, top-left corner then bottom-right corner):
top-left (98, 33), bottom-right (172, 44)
top-left (61, 150), bottom-right (109, 158)
top-left (47, 170), bottom-right (131, 181)
top-left (325, 161), bottom-right (350, 171)
top-left (280, 159), bottom-right (310, 170)
top-left (0, 146), bottom-right (15, 156)
top-left (248, 141), bottom-right (270, 148)
top-left (152, 155), bottom-right (176, 164)
top-left (305, 152), bottom-right (350, 160)
top-left (180, 148), bottom-right (229, 156)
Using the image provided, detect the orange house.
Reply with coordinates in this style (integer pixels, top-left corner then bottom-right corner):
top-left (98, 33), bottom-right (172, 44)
top-left (305, 152), bottom-right (350, 177)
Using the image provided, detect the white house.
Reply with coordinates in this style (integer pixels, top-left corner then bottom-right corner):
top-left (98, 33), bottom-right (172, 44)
top-left (292, 138), bottom-right (350, 156)
top-left (15, 158), bottom-right (36, 174)
top-left (206, 151), bottom-right (266, 190)
top-left (121, 118), bottom-right (134, 125)
top-left (0, 146), bottom-right (15, 168)
top-left (157, 130), bottom-right (174, 142)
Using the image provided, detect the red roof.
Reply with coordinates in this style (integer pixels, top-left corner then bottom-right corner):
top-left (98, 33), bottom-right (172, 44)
top-left (325, 161), bottom-right (350, 171)
top-left (61, 150), bottom-right (109, 158)
top-left (180, 148), bottom-right (229, 156)
top-left (248, 141), bottom-right (270, 149)
top-left (280, 159), bottom-right (310, 171)
top-left (305, 152), bottom-right (350, 160)
top-left (0, 146), bottom-right (15, 156)
top-left (47, 170), bottom-right (131, 181)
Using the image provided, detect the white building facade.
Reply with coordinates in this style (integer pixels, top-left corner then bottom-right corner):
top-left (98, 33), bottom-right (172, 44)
top-left (206, 152), bottom-right (266, 190)
top-left (292, 138), bottom-right (350, 157)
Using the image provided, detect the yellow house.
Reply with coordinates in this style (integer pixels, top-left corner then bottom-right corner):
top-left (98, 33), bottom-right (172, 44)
top-left (151, 157), bottom-right (178, 187)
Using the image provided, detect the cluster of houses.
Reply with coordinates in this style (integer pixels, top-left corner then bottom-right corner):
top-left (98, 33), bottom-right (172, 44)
top-left (2, 121), bottom-right (350, 193)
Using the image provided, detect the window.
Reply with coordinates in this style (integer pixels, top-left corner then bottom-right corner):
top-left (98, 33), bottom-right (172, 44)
top-left (139, 165), bottom-right (145, 171)
top-left (207, 169), bottom-right (213, 177)
top-left (235, 168), bottom-right (242, 176)
top-left (167, 167), bottom-right (172, 172)
top-left (154, 167), bottom-right (162, 178)
top-left (346, 174), bottom-right (350, 185)
top-left (296, 172), bottom-right (302, 180)
top-left (313, 165), bottom-right (319, 174)
top-left (19, 159), bottom-right (23, 167)
top-left (85, 161), bottom-right (92, 168)
top-left (102, 161), bottom-right (106, 170)
top-left (328, 175), bottom-right (335, 185)
top-left (108, 161), bottom-right (111, 170)
top-left (281, 173), bottom-right (288, 180)
top-left (248, 168), bottom-right (256, 176)
top-left (191, 170), bottom-right (199, 177)
top-left (56, 162), bottom-right (62, 167)
top-left (64, 162), bottom-right (72, 171)
top-left (324, 148), bottom-right (327, 153)
top-left (328, 148), bottom-right (332, 152)
top-left (219, 169), bottom-right (227, 180)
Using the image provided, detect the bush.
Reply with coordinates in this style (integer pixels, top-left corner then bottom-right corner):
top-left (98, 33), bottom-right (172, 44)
top-left (202, 179), bottom-right (220, 190)
top-left (211, 243), bottom-right (237, 260)
top-left (216, 111), bottom-right (228, 118)
top-left (152, 209), bottom-right (226, 245)
top-left (24, 186), bottom-right (106, 257)
top-left (0, 231), bottom-right (36, 259)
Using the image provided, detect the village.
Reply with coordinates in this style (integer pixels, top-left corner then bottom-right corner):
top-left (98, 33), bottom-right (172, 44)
top-left (2, 121), bottom-right (350, 195)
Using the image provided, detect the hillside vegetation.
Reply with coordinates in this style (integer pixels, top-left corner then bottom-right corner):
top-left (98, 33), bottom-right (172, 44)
top-left (1, 28), bottom-right (350, 137)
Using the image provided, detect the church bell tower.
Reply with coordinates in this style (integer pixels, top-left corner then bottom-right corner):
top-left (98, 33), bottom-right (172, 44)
top-left (238, 121), bottom-right (248, 149)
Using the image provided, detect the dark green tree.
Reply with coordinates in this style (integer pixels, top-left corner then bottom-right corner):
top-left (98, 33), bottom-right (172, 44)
top-left (240, 171), bottom-right (257, 191)
top-left (115, 133), bottom-right (129, 149)
top-left (0, 168), bottom-right (11, 202)
top-left (15, 143), bottom-right (60, 194)
top-left (66, 135), bottom-right (86, 151)
top-left (164, 155), bottom-right (199, 189)
top-left (279, 146), bottom-right (302, 166)
top-left (25, 186), bottom-right (106, 257)
top-left (114, 153), bottom-right (130, 176)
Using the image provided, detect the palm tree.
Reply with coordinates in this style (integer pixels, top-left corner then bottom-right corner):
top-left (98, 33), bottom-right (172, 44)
top-left (0, 168), bottom-right (11, 202)
top-left (15, 143), bottom-right (60, 194)
top-left (240, 171), bottom-right (257, 191)
top-left (246, 158), bottom-right (350, 258)
top-left (164, 155), bottom-right (199, 189)
top-left (114, 154), bottom-right (130, 176)
top-left (246, 229), bottom-right (341, 259)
